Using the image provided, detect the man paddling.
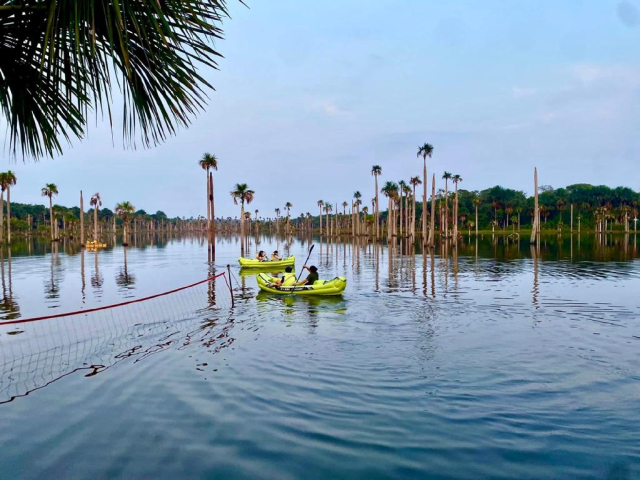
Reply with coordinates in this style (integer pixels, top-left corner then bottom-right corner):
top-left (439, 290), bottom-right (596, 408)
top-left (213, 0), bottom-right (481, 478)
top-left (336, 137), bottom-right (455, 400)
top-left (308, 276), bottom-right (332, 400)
top-left (296, 265), bottom-right (319, 286)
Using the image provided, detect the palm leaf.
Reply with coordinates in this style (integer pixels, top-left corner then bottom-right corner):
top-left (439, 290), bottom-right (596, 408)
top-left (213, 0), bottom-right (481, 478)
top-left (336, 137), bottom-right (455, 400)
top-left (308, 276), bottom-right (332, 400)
top-left (0, 0), bottom-right (233, 159)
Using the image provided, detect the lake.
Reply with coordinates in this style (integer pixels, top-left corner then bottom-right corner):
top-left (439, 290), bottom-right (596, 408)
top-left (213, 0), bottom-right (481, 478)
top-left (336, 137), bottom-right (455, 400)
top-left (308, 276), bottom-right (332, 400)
top-left (1, 233), bottom-right (639, 479)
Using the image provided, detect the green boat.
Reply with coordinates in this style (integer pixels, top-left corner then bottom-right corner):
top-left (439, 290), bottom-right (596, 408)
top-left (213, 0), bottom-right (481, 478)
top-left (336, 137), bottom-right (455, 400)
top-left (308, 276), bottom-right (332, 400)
top-left (256, 273), bottom-right (347, 296)
top-left (238, 256), bottom-right (295, 269)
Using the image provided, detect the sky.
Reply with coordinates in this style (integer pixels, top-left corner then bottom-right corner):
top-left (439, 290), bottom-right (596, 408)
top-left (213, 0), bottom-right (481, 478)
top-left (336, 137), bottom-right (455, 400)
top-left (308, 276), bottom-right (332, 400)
top-left (2, 0), bottom-right (640, 218)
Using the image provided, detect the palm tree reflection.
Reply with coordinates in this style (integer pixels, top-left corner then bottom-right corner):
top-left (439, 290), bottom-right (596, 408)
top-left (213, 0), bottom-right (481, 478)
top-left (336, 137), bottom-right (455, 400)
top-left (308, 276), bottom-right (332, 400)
top-left (116, 247), bottom-right (136, 290)
top-left (0, 249), bottom-right (19, 320)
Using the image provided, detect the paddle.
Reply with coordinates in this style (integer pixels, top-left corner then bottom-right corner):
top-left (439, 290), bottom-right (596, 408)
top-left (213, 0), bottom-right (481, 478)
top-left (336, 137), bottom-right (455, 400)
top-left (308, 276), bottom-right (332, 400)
top-left (295, 244), bottom-right (315, 283)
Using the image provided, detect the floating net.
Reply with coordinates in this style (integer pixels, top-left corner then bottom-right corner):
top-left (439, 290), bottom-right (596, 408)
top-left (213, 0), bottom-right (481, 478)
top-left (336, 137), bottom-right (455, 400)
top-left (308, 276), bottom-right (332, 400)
top-left (0, 272), bottom-right (234, 405)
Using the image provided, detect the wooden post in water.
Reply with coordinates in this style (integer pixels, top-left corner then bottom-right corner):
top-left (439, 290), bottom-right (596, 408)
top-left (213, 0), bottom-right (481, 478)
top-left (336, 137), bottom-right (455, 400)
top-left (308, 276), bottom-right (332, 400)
top-left (80, 191), bottom-right (85, 245)
top-left (530, 167), bottom-right (539, 245)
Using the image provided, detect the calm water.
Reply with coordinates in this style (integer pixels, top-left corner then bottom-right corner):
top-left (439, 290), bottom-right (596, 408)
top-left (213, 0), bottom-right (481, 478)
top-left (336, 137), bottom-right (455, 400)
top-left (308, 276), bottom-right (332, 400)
top-left (1, 234), bottom-right (639, 479)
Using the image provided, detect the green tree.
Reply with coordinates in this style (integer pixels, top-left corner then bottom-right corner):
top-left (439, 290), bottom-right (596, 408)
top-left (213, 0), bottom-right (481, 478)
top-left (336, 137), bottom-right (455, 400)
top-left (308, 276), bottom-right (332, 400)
top-left (230, 183), bottom-right (255, 238)
top-left (417, 143), bottom-right (434, 243)
top-left (41, 183), bottom-right (59, 240)
top-left (115, 201), bottom-right (136, 245)
top-left (371, 165), bottom-right (382, 237)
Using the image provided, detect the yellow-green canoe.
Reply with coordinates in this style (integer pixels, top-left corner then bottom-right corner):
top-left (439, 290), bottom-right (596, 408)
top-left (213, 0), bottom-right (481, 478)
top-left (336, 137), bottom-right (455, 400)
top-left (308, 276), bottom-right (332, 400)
top-left (257, 273), bottom-right (347, 296)
top-left (238, 256), bottom-right (295, 269)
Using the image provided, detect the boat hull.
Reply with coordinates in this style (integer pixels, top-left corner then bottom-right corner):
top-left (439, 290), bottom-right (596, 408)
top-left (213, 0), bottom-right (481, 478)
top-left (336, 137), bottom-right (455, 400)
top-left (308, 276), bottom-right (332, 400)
top-left (257, 273), bottom-right (347, 296)
top-left (238, 256), bottom-right (295, 269)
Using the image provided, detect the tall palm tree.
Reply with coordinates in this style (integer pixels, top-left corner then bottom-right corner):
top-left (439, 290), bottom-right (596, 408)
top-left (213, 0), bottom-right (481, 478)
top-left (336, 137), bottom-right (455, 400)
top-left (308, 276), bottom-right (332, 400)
top-left (452, 174), bottom-right (463, 239)
top-left (371, 165), bottom-right (382, 238)
top-left (1, 2), bottom-right (233, 160)
top-left (198, 153), bottom-right (218, 233)
top-left (417, 143), bottom-right (434, 245)
top-left (324, 202), bottom-right (333, 237)
top-left (409, 176), bottom-right (421, 240)
top-left (274, 207), bottom-right (281, 233)
top-left (230, 183), bottom-right (255, 239)
top-left (397, 181), bottom-right (407, 238)
top-left (354, 191), bottom-right (362, 236)
top-left (0, 173), bottom-right (8, 242)
top-left (115, 201), bottom-right (135, 245)
top-left (4, 171), bottom-right (16, 244)
top-left (90, 193), bottom-right (102, 242)
top-left (285, 202), bottom-right (293, 235)
top-left (381, 181), bottom-right (399, 239)
top-left (41, 183), bottom-right (59, 241)
top-left (442, 172), bottom-right (452, 237)
top-left (317, 200), bottom-right (324, 235)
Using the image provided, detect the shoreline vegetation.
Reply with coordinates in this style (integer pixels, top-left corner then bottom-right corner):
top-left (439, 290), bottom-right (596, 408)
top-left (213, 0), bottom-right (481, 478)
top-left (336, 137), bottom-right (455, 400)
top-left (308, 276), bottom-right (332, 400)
top-left (0, 148), bottom-right (638, 247)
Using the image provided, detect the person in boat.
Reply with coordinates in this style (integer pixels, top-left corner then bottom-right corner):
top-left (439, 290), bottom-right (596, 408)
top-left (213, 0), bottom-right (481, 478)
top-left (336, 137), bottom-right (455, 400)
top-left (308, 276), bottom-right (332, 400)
top-left (269, 266), bottom-right (296, 287)
top-left (296, 265), bottom-right (319, 286)
top-left (271, 250), bottom-right (282, 261)
top-left (256, 250), bottom-right (268, 262)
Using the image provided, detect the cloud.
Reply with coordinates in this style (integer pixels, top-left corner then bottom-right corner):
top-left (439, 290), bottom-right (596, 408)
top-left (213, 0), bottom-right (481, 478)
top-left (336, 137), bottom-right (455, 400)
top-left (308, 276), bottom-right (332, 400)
top-left (318, 101), bottom-right (353, 117)
top-left (511, 87), bottom-right (538, 98)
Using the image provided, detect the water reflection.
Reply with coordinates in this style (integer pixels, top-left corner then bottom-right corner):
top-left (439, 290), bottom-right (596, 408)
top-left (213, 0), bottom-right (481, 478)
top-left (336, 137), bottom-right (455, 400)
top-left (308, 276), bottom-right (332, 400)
top-left (115, 247), bottom-right (135, 292)
top-left (0, 250), bottom-right (19, 320)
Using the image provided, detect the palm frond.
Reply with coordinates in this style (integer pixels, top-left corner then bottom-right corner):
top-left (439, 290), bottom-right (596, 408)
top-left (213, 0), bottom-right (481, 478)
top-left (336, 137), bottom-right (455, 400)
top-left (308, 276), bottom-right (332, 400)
top-left (0, 0), bottom-right (232, 159)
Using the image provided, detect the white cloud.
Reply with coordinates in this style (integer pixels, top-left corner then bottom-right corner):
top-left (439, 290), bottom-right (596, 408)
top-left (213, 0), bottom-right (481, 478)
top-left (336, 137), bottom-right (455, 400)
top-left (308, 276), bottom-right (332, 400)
top-left (314, 101), bottom-right (353, 117)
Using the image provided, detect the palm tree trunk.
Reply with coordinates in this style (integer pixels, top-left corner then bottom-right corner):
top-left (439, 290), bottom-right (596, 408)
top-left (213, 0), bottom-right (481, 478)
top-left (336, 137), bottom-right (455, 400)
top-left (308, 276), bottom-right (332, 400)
top-left (206, 167), bottom-right (211, 231)
top-left (240, 201), bottom-right (245, 239)
top-left (210, 172), bottom-right (215, 240)
top-left (80, 191), bottom-right (85, 244)
top-left (422, 159), bottom-right (427, 246)
top-left (444, 180), bottom-right (449, 238)
top-left (49, 196), bottom-right (54, 241)
top-left (319, 206), bottom-right (323, 235)
top-left (6, 186), bottom-right (11, 244)
top-left (412, 186), bottom-right (417, 242)
top-left (429, 174), bottom-right (436, 246)
top-left (453, 184), bottom-right (459, 240)
top-left (94, 205), bottom-right (99, 242)
top-left (475, 205), bottom-right (479, 236)
top-left (374, 174), bottom-right (379, 239)
top-left (0, 190), bottom-right (4, 243)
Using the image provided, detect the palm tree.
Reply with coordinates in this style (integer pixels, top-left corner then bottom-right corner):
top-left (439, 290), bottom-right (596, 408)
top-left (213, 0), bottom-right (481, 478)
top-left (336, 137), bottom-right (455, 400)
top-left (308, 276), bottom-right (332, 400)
top-left (115, 201), bottom-right (135, 245)
top-left (317, 200), bottom-right (324, 235)
top-left (275, 208), bottom-right (281, 233)
top-left (452, 174), bottom-right (463, 239)
top-left (409, 176), bottom-right (421, 240)
top-left (324, 202), bottom-right (333, 237)
top-left (442, 172), bottom-right (452, 237)
top-left (371, 165), bottom-right (382, 238)
top-left (354, 191), bottom-right (362, 236)
top-left (198, 153), bottom-right (218, 233)
top-left (4, 171), bottom-right (16, 244)
top-left (2, 2), bottom-right (232, 160)
top-left (417, 143), bottom-right (434, 244)
top-left (472, 195), bottom-right (482, 236)
top-left (397, 181), bottom-right (407, 238)
top-left (230, 183), bottom-right (255, 239)
top-left (41, 183), bottom-right (59, 241)
top-left (90, 193), bottom-right (102, 242)
top-left (285, 202), bottom-right (293, 235)
top-left (0, 171), bottom-right (17, 243)
top-left (381, 181), bottom-right (399, 239)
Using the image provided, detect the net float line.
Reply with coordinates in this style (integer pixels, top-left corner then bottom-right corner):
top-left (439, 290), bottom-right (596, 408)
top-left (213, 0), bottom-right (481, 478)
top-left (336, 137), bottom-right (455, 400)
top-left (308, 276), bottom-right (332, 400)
top-left (0, 271), bottom-right (232, 327)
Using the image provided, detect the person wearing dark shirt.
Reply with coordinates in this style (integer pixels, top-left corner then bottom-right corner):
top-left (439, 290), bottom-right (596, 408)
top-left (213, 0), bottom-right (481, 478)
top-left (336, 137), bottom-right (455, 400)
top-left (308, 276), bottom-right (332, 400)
top-left (297, 265), bottom-right (319, 286)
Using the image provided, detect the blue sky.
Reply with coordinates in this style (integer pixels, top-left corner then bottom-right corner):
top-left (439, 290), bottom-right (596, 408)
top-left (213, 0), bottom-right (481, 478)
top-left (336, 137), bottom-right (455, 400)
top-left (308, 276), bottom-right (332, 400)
top-left (2, 0), bottom-right (640, 218)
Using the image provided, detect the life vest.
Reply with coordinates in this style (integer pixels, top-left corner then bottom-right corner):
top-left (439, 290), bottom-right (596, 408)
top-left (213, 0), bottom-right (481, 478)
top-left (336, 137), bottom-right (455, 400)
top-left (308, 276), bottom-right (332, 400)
top-left (281, 273), bottom-right (296, 286)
